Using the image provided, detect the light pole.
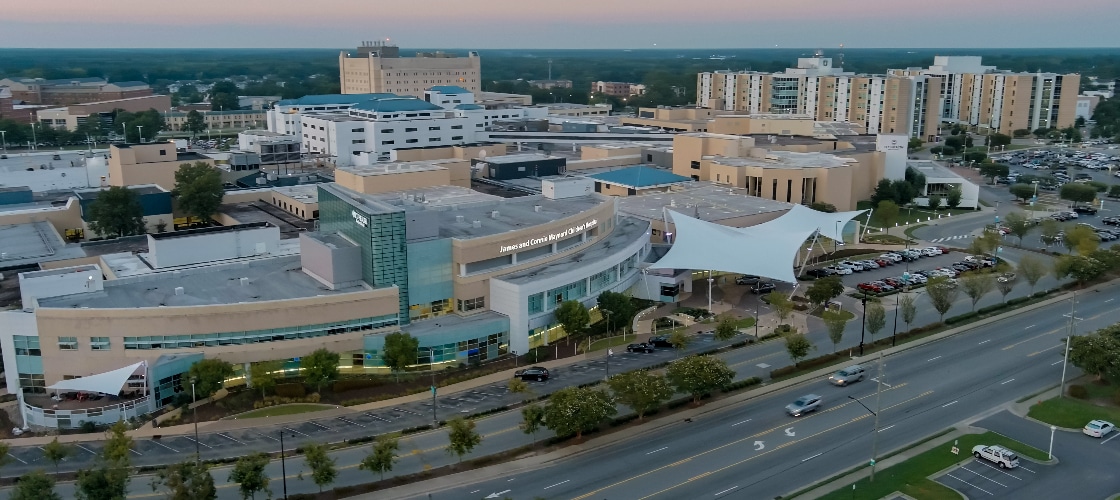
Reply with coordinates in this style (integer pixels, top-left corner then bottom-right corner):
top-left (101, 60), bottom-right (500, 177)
top-left (190, 378), bottom-right (200, 461)
top-left (121, 122), bottom-right (127, 142)
top-left (278, 431), bottom-right (295, 499)
top-left (849, 351), bottom-right (885, 481)
top-left (30, 122), bottom-right (37, 150)
top-left (859, 297), bottom-right (867, 356)
top-left (707, 270), bottom-right (714, 313)
top-left (1030, 181), bottom-right (1039, 219)
top-left (0, 130), bottom-right (6, 153)
top-left (1048, 425), bottom-right (1057, 460)
top-left (137, 125), bottom-right (144, 144)
top-left (1059, 292), bottom-right (1076, 398)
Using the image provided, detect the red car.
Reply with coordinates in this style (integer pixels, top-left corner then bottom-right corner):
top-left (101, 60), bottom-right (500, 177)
top-left (875, 259), bottom-right (892, 267)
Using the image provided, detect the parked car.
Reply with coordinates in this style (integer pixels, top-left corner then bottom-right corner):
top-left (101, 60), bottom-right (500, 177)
top-left (1103, 217), bottom-right (1120, 226)
top-left (514, 366), bottom-right (550, 382)
top-left (996, 272), bottom-right (1016, 283)
top-left (1083, 419), bottom-right (1115, 438)
top-left (806, 268), bottom-right (834, 278)
top-left (827, 365), bottom-right (865, 386)
top-left (647, 336), bottom-right (674, 348)
top-left (1073, 205), bottom-right (1098, 215)
top-left (874, 259), bottom-right (892, 268)
top-left (860, 260), bottom-right (880, 269)
top-left (750, 282), bottom-right (777, 294)
top-left (971, 445), bottom-right (1020, 469)
top-left (881, 253), bottom-right (903, 263)
top-left (626, 343), bottom-right (655, 353)
top-left (827, 266), bottom-right (852, 275)
top-left (785, 394), bottom-right (822, 417)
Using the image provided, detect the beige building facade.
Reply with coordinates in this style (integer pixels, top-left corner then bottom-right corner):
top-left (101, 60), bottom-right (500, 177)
top-left (37, 95), bottom-right (172, 131)
top-left (108, 143), bottom-right (217, 190)
top-left (340, 41), bottom-right (481, 97)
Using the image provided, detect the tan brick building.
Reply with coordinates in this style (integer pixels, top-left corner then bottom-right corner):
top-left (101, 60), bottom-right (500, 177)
top-left (339, 41), bottom-right (481, 97)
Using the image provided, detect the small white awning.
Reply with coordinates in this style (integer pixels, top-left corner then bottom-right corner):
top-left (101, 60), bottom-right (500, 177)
top-left (46, 361), bottom-right (145, 395)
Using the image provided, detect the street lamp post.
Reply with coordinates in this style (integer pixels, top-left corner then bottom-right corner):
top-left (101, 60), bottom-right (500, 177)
top-left (848, 351), bottom-right (885, 481)
top-left (707, 271), bottom-right (714, 313)
top-left (137, 125), bottom-right (144, 144)
top-left (0, 130), bottom-right (6, 153)
top-left (279, 431), bottom-right (291, 500)
top-left (1059, 292), bottom-right (1076, 398)
top-left (1048, 425), bottom-right (1057, 460)
top-left (859, 297), bottom-right (867, 356)
top-left (190, 378), bottom-right (200, 461)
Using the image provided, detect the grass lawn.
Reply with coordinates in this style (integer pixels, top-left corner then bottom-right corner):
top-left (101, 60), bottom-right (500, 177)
top-left (236, 404), bottom-right (334, 419)
top-left (1027, 394), bottom-right (1120, 429)
top-left (811, 308), bottom-right (855, 320)
top-left (588, 333), bottom-right (638, 352)
top-left (734, 317), bottom-right (756, 329)
top-left (816, 431), bottom-right (1048, 500)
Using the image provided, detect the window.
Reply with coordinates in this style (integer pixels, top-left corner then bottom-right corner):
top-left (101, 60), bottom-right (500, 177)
top-left (690, 161), bottom-right (700, 170)
top-left (458, 296), bottom-right (486, 312)
top-left (429, 137), bottom-right (441, 142)
top-left (528, 293), bottom-right (544, 314)
top-left (352, 139), bottom-right (365, 144)
top-left (451, 125), bottom-right (463, 130)
top-left (381, 128), bottom-right (394, 133)
top-left (429, 126), bottom-right (440, 131)
top-left (352, 128), bottom-right (365, 132)
top-left (382, 140), bottom-right (395, 145)
top-left (159, 149), bottom-right (167, 156)
top-left (405, 127), bottom-right (418, 132)
top-left (18, 373), bottom-right (45, 394)
top-left (406, 139), bottom-right (419, 143)
top-left (90, 337), bottom-right (110, 350)
top-left (451, 136), bottom-right (464, 140)
top-left (58, 336), bottom-right (78, 350)
top-left (13, 335), bottom-right (40, 356)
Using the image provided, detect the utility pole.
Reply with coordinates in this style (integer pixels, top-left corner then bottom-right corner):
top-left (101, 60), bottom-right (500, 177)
top-left (191, 378), bottom-right (200, 461)
top-left (279, 431), bottom-right (289, 500)
top-left (1060, 292), bottom-right (1076, 397)
top-left (859, 297), bottom-right (867, 356)
top-left (870, 351), bottom-right (884, 481)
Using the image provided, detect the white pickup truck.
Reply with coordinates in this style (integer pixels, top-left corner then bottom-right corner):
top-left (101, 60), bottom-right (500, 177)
top-left (971, 445), bottom-right (1020, 469)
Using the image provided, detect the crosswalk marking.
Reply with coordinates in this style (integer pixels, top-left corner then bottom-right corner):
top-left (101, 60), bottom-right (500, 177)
top-left (928, 235), bottom-right (975, 243)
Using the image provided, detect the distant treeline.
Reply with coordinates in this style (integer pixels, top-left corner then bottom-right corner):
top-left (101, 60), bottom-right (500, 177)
top-left (1, 48), bottom-right (1118, 102)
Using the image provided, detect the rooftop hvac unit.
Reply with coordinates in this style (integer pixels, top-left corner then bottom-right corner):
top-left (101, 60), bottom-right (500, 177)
top-left (240, 277), bottom-right (250, 286)
top-left (490, 211), bottom-right (500, 219)
top-left (174, 287), bottom-right (185, 296)
top-left (472, 220), bottom-right (482, 228)
top-left (455, 215), bottom-right (464, 223)
top-left (534, 205), bottom-right (542, 212)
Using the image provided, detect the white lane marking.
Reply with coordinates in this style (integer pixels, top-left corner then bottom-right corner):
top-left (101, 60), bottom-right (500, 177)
top-left (1052, 360), bottom-right (1064, 366)
top-left (731, 419), bottom-right (751, 427)
top-left (1018, 465), bottom-right (1037, 473)
top-left (7, 453), bottom-right (26, 464)
top-left (961, 465), bottom-right (1011, 486)
top-left (646, 447), bottom-right (668, 455)
top-left (183, 436), bottom-right (212, 449)
top-left (1025, 324), bottom-right (1037, 329)
top-left (217, 433), bottom-right (246, 445)
top-left (149, 439), bottom-right (179, 453)
top-left (1106, 298), bottom-right (1115, 303)
top-left (1001, 379), bottom-right (1016, 385)
top-left (714, 486), bottom-right (739, 496)
top-left (870, 377), bottom-right (892, 387)
top-left (944, 473), bottom-right (994, 495)
top-left (470, 490), bottom-right (480, 494)
top-left (928, 356), bottom-right (942, 362)
top-left (942, 400), bottom-right (959, 408)
top-left (1102, 432), bottom-right (1120, 445)
top-left (802, 452), bottom-right (823, 462)
top-left (508, 478), bottom-right (516, 482)
top-left (979, 339), bottom-right (992, 344)
top-left (308, 420), bottom-right (331, 430)
top-left (880, 425), bottom-right (896, 432)
top-left (972, 461), bottom-right (1024, 480)
top-left (543, 480), bottom-right (570, 490)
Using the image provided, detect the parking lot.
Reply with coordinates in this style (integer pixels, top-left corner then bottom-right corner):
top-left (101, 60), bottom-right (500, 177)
top-left (934, 454), bottom-right (1043, 498)
top-left (808, 248), bottom-right (973, 293)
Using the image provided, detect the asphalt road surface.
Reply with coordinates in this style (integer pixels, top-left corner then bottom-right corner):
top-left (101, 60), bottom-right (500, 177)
top-left (398, 282), bottom-right (1118, 500)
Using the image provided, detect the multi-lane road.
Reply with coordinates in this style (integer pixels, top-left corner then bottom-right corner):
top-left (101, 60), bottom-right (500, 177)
top-left (392, 281), bottom-right (1118, 500)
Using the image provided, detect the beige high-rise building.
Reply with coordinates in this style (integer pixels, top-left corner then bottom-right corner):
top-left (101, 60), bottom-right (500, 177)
top-left (339, 41), bottom-right (481, 97)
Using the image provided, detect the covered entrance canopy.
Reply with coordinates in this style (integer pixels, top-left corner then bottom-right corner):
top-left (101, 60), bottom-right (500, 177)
top-left (648, 205), bottom-right (867, 283)
top-left (45, 361), bottom-right (146, 395)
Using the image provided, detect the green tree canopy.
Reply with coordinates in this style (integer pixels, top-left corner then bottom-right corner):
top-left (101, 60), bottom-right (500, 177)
top-left (12, 470), bottom-right (61, 500)
top-left (927, 194), bottom-right (942, 211)
top-left (113, 108), bottom-right (166, 142)
top-left (1009, 183), bottom-right (1036, 202)
top-left (249, 360), bottom-right (283, 398)
top-left (184, 110), bottom-right (207, 139)
top-left (946, 187), bottom-right (963, 209)
top-left (43, 436), bottom-right (72, 475)
top-left (925, 276), bottom-right (960, 322)
top-left (302, 443), bottom-right (337, 492)
top-left (302, 348), bottom-right (340, 393)
top-left (173, 161), bottom-right (224, 222)
top-left (767, 290), bottom-right (795, 325)
top-left (1054, 254), bottom-right (1107, 286)
top-left (806, 276), bottom-right (845, 309)
top-left (986, 133), bottom-right (1012, 147)
top-left (1060, 183), bottom-right (1098, 205)
top-left (875, 200), bottom-right (900, 227)
top-left (188, 359), bottom-right (235, 399)
top-left (1069, 332), bottom-right (1120, 382)
top-left (228, 452), bottom-right (270, 500)
top-left (359, 433), bottom-right (400, 481)
top-left (87, 186), bottom-right (147, 238)
top-left (606, 370), bottom-right (674, 420)
top-left (381, 332), bottom-right (420, 381)
top-left (865, 302), bottom-right (886, 342)
top-left (542, 386), bottom-right (617, 440)
top-left (899, 293), bottom-right (918, 331)
top-left (784, 330), bottom-right (815, 364)
top-left (1003, 211), bottom-right (1034, 244)
top-left (960, 274), bottom-right (996, 311)
top-left (520, 404), bottom-right (546, 441)
top-left (445, 417), bottom-right (482, 463)
top-left (978, 162), bottom-right (1010, 183)
top-left (822, 311), bottom-right (847, 353)
top-left (596, 291), bottom-right (633, 332)
top-left (152, 460), bottom-right (217, 500)
top-left (1018, 255), bottom-right (1048, 294)
top-left (666, 355), bottom-right (735, 403)
top-left (809, 202), bottom-right (837, 213)
top-left (554, 300), bottom-right (590, 338)
top-left (714, 313), bottom-right (739, 341)
top-left (209, 81), bottom-right (241, 112)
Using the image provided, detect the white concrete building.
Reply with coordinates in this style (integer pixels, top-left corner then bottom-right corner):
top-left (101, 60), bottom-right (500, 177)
top-left (908, 160), bottom-right (980, 209)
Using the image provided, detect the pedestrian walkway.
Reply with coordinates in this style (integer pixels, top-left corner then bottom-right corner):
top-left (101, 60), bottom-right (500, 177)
top-left (928, 234), bottom-right (976, 243)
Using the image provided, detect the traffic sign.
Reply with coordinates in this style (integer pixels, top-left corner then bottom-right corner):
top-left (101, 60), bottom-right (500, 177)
top-left (430, 385), bottom-right (437, 395)
top-left (951, 446), bottom-right (960, 455)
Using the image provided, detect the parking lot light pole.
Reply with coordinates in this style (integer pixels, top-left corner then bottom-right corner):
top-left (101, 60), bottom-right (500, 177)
top-left (190, 378), bottom-right (200, 461)
top-left (859, 297), bottom-right (867, 356)
top-left (1049, 425), bottom-right (1056, 460)
top-left (1060, 292), bottom-right (1076, 398)
top-left (279, 431), bottom-right (289, 500)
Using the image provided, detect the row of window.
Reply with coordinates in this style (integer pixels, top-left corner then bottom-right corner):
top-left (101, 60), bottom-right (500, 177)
top-left (458, 296), bottom-right (485, 312)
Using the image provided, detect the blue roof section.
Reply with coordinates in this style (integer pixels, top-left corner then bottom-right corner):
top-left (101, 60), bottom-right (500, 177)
top-left (351, 97), bottom-right (444, 113)
top-left (276, 93), bottom-right (398, 106)
top-left (454, 104), bottom-right (485, 110)
top-left (429, 86), bottom-right (471, 94)
top-left (586, 166), bottom-right (690, 188)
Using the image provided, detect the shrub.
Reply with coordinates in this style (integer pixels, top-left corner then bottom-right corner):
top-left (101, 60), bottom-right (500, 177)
top-left (1007, 296), bottom-right (1030, 306)
top-left (723, 377), bottom-right (763, 392)
top-left (275, 383), bottom-right (306, 398)
top-left (977, 303), bottom-right (1009, 315)
top-left (769, 366), bottom-right (798, 379)
top-left (1068, 384), bottom-right (1088, 399)
top-left (1033, 291), bottom-right (1050, 298)
top-left (945, 312), bottom-right (979, 325)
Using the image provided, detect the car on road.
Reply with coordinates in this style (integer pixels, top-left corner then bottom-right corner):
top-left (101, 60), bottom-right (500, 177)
top-left (514, 366), bottom-right (550, 382)
top-left (972, 445), bottom-right (1020, 469)
top-left (1083, 419), bottom-right (1115, 438)
top-left (647, 336), bottom-right (674, 348)
top-left (751, 282), bottom-right (777, 294)
top-left (736, 275), bottom-right (762, 285)
top-left (626, 343), bottom-right (655, 353)
top-left (827, 365), bottom-right (865, 386)
top-left (785, 394), bottom-right (822, 417)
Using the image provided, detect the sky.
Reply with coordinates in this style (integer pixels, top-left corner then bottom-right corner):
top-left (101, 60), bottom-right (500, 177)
top-left (2, 0), bottom-right (1120, 49)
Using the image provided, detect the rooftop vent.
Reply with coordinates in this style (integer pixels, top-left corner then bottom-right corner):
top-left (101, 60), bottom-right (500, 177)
top-left (490, 211), bottom-right (500, 219)
top-left (240, 277), bottom-right (250, 286)
top-left (534, 205), bottom-right (542, 212)
top-left (455, 215), bottom-right (464, 223)
top-left (174, 287), bottom-right (185, 296)
top-left (472, 220), bottom-right (482, 228)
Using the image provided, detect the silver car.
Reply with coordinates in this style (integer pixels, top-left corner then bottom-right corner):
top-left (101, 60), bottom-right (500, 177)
top-left (786, 394), bottom-right (822, 417)
top-left (828, 365), bottom-right (865, 386)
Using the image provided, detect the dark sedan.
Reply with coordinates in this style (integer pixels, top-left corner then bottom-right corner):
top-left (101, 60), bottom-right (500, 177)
top-left (626, 343), bottom-right (655, 353)
top-left (750, 282), bottom-right (777, 294)
top-left (647, 336), bottom-right (675, 348)
top-left (514, 366), bottom-right (550, 382)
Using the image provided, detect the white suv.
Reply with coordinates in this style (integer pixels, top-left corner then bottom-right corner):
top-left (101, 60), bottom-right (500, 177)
top-left (971, 445), bottom-right (1020, 469)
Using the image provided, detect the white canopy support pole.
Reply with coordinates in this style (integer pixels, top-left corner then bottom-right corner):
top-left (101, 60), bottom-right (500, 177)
top-left (707, 270), bottom-right (713, 312)
top-left (797, 232), bottom-right (821, 278)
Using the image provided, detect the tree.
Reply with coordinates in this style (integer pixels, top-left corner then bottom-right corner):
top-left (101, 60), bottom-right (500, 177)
top-left (302, 443), bottom-right (337, 492)
top-left (542, 386), bottom-right (617, 440)
top-left (209, 81), bottom-right (240, 112)
top-left (76, 464), bottom-right (130, 500)
top-left (900, 294), bottom-right (918, 331)
top-left (891, 179), bottom-right (917, 205)
top-left (767, 290), bottom-right (795, 326)
top-left (554, 300), bottom-right (590, 338)
top-left (978, 162), bottom-right (1010, 184)
top-left (152, 460), bottom-right (217, 500)
top-left (714, 313), bottom-right (738, 341)
top-left (783, 329), bottom-right (815, 365)
top-left (925, 276), bottom-right (960, 322)
top-left (11, 470), bottom-right (61, 500)
top-left (806, 276), bottom-right (845, 310)
top-left (103, 420), bottom-right (133, 467)
top-left (1068, 333), bottom-right (1120, 381)
top-left (865, 302), bottom-right (886, 342)
top-left (606, 370), bottom-right (674, 420)
top-left (1060, 182), bottom-right (1098, 206)
top-left (822, 311), bottom-right (847, 353)
top-left (946, 187), bottom-right (963, 209)
top-left (1039, 218), bottom-right (1062, 245)
top-left (0, 442), bottom-right (9, 469)
top-left (1064, 225), bottom-right (1098, 255)
top-left (228, 452), bottom-right (271, 500)
top-left (184, 110), bottom-right (207, 139)
top-left (875, 200), bottom-right (899, 227)
top-left (1009, 183), bottom-right (1036, 202)
top-left (173, 162), bottom-right (223, 222)
top-left (596, 291), bottom-right (633, 332)
top-left (1003, 211), bottom-right (1034, 244)
top-left (86, 186), bottom-right (148, 238)
top-left (249, 360), bottom-right (283, 398)
top-left (870, 179), bottom-right (897, 207)
top-left (907, 137), bottom-right (923, 150)
top-left (445, 417), bottom-right (482, 463)
top-left (1013, 128), bottom-right (1031, 138)
top-left (520, 404), bottom-right (546, 442)
top-left (964, 135), bottom-right (975, 149)
top-left (43, 437), bottom-right (72, 475)
top-left (302, 348), bottom-right (340, 393)
top-left (359, 433), bottom-right (400, 481)
top-left (669, 328), bottom-right (690, 355)
top-left (1033, 127), bottom-right (1052, 138)
top-left (1110, 185), bottom-right (1120, 199)
top-left (1054, 254), bottom-right (1108, 287)
top-left (970, 230), bottom-right (1003, 257)
top-left (113, 108), bottom-right (166, 142)
top-left (381, 332), bottom-right (419, 382)
top-left (961, 274), bottom-right (996, 311)
top-left (507, 377), bottom-right (530, 396)
top-left (944, 136), bottom-right (963, 149)
top-left (809, 202), bottom-right (837, 213)
top-left (666, 355), bottom-right (735, 404)
top-left (1018, 255), bottom-right (1047, 295)
top-left (986, 133), bottom-right (1012, 148)
top-left (927, 194), bottom-right (942, 211)
top-left (187, 358), bottom-right (234, 399)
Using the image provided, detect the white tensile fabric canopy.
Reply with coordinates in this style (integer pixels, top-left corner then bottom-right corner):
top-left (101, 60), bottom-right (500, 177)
top-left (648, 206), bottom-right (867, 283)
top-left (46, 361), bottom-right (145, 395)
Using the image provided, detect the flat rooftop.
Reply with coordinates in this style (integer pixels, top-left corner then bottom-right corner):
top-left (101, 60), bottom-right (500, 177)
top-left (483, 153), bottom-right (559, 164)
top-left (0, 222), bottom-right (86, 269)
top-left (338, 161), bottom-right (452, 177)
top-left (271, 184), bottom-right (319, 202)
top-left (404, 309), bottom-right (508, 337)
top-left (908, 160), bottom-right (967, 180)
top-left (75, 184), bottom-right (166, 200)
top-left (707, 150), bottom-right (854, 169)
top-left (38, 254), bottom-right (366, 309)
top-left (495, 217), bottom-right (649, 285)
top-left (618, 182), bottom-right (794, 224)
